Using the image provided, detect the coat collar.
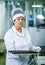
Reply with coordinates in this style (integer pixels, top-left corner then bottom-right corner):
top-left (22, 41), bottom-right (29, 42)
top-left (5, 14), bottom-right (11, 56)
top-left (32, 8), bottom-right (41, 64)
top-left (12, 25), bottom-right (25, 37)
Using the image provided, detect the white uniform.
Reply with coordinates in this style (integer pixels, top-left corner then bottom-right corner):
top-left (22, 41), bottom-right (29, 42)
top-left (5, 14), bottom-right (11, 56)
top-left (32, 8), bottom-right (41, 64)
top-left (4, 25), bottom-right (41, 65)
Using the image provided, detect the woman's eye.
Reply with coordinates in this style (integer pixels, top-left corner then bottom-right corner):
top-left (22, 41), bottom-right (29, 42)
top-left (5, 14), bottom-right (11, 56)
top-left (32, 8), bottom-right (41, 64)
top-left (17, 18), bottom-right (20, 20)
top-left (17, 18), bottom-right (24, 21)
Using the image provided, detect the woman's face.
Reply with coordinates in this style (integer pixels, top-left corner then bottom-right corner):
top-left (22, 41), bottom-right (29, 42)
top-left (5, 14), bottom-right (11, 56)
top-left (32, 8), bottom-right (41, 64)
top-left (14, 16), bottom-right (24, 28)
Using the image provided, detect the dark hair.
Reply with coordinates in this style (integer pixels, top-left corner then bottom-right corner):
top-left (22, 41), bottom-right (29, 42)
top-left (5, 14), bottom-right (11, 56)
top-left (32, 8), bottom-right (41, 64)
top-left (13, 20), bottom-right (15, 25)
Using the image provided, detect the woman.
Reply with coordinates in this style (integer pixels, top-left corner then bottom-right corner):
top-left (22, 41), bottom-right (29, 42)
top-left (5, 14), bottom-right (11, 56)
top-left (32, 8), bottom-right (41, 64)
top-left (4, 8), bottom-right (41, 65)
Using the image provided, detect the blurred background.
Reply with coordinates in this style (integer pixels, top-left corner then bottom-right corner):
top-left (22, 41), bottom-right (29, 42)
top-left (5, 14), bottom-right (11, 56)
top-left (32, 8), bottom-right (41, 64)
top-left (0, 0), bottom-right (45, 65)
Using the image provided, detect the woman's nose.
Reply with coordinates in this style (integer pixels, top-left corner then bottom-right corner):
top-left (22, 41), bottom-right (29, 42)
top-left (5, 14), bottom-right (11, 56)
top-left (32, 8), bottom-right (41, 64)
top-left (20, 18), bottom-right (24, 22)
top-left (20, 19), bottom-right (22, 22)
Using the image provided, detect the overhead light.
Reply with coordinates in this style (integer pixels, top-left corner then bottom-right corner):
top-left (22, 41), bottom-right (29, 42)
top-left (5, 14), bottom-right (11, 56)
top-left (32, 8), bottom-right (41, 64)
top-left (32, 5), bottom-right (43, 8)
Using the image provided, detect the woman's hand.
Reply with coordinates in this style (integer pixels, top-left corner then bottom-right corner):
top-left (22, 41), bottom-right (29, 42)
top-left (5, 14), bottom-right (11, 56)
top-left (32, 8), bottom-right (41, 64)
top-left (32, 46), bottom-right (41, 52)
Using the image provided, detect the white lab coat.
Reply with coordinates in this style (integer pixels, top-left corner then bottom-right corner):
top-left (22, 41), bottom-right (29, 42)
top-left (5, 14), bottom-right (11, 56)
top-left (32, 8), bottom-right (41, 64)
top-left (4, 25), bottom-right (41, 65)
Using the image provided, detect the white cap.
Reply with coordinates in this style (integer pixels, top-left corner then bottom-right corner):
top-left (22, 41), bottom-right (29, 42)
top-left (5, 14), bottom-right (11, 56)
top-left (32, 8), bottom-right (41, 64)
top-left (11, 8), bottom-right (24, 21)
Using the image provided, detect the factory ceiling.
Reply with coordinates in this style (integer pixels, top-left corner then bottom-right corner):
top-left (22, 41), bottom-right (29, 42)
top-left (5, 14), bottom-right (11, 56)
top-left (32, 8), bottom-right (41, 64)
top-left (0, 0), bottom-right (45, 9)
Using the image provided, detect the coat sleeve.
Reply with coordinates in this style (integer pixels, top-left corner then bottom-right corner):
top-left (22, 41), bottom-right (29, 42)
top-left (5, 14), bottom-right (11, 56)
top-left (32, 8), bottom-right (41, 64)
top-left (25, 29), bottom-right (41, 52)
top-left (25, 29), bottom-right (33, 49)
top-left (4, 31), bottom-right (15, 52)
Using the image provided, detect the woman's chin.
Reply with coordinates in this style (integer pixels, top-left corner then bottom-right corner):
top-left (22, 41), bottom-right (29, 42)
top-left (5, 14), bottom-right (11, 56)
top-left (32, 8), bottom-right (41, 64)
top-left (19, 25), bottom-right (22, 27)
